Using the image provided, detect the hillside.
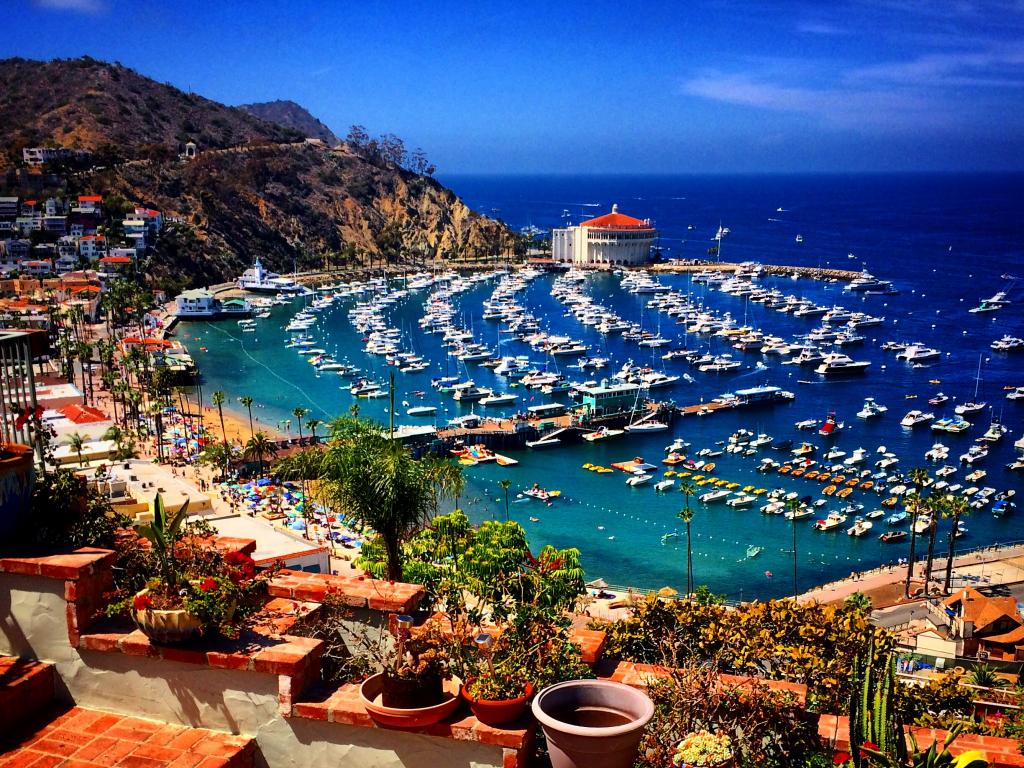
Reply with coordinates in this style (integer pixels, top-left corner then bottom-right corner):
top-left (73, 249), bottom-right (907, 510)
top-left (0, 57), bottom-right (510, 291)
top-left (0, 57), bottom-right (301, 166)
top-left (238, 100), bottom-right (339, 145)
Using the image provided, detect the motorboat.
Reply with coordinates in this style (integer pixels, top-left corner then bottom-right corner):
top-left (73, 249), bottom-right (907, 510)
top-left (857, 398), bottom-right (887, 419)
top-left (844, 448), bottom-right (868, 466)
top-left (913, 515), bottom-right (934, 535)
top-left (968, 291), bottom-right (1010, 314)
top-left (900, 410), bottom-right (934, 428)
top-left (931, 417), bottom-right (971, 434)
top-left (978, 417), bottom-right (1007, 443)
top-left (406, 406), bottom-right (437, 417)
top-left (925, 443), bottom-right (949, 461)
top-left (699, 488), bottom-right (731, 503)
top-left (814, 512), bottom-right (848, 531)
top-left (479, 393), bottom-right (518, 407)
top-left (896, 345), bottom-right (941, 363)
top-left (847, 518), bottom-right (873, 537)
top-left (886, 511), bottom-right (909, 525)
top-left (626, 472), bottom-right (653, 487)
top-left (654, 479), bottom-right (676, 492)
top-left (1006, 387), bottom-right (1024, 401)
top-left (959, 445), bottom-right (988, 464)
top-left (880, 530), bottom-right (907, 543)
top-left (991, 335), bottom-right (1024, 352)
top-left (818, 412), bottom-right (843, 437)
top-left (582, 427), bottom-right (624, 442)
top-left (526, 435), bottom-right (561, 449)
top-left (928, 392), bottom-right (949, 406)
top-left (815, 353), bottom-right (870, 376)
top-left (726, 493), bottom-right (756, 507)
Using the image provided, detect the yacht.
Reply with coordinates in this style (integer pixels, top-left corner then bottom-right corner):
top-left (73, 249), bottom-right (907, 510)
top-left (925, 443), bottom-right (949, 461)
top-left (406, 405), bottom-right (437, 417)
top-left (900, 410), bottom-right (934, 428)
top-left (237, 257), bottom-right (306, 294)
top-left (959, 445), bottom-right (988, 464)
top-left (857, 397), bottom-right (887, 419)
top-left (815, 353), bottom-right (870, 376)
top-left (480, 393), bottom-right (518, 407)
top-left (845, 271), bottom-right (892, 292)
top-left (968, 291), bottom-right (1010, 314)
top-left (896, 345), bottom-right (941, 363)
top-left (991, 335), bottom-right (1024, 352)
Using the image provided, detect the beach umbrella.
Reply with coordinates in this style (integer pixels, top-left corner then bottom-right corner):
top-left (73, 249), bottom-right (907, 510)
top-left (586, 578), bottom-right (609, 590)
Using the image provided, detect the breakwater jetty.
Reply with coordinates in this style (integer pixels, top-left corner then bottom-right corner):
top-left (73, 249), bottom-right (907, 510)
top-left (650, 261), bottom-right (863, 281)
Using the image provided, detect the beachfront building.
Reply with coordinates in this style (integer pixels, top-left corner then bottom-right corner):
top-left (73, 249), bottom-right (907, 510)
top-left (576, 380), bottom-right (640, 418)
top-left (552, 204), bottom-right (657, 266)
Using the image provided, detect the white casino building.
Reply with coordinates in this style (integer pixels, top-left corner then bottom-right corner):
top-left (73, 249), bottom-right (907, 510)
top-left (552, 204), bottom-right (656, 266)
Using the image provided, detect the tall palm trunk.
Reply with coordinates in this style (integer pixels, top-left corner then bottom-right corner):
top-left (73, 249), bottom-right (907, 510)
top-left (685, 519), bottom-right (693, 597)
top-left (943, 510), bottom-right (961, 594)
top-left (904, 502), bottom-right (920, 598)
top-left (923, 519), bottom-right (938, 596)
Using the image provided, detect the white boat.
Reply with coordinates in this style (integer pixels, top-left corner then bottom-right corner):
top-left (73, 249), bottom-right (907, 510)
top-left (626, 473), bottom-right (652, 487)
top-left (406, 406), bottom-right (437, 417)
top-left (815, 512), bottom-right (848, 531)
top-left (526, 436), bottom-right (561, 449)
top-left (654, 479), bottom-right (676, 492)
top-left (847, 518), bottom-right (873, 537)
top-left (925, 443), bottom-right (949, 461)
top-left (857, 397), bottom-right (887, 419)
top-left (843, 448), bottom-right (868, 466)
top-left (625, 420), bottom-right (669, 433)
top-left (896, 345), bottom-right (941, 363)
top-left (699, 488), bottom-right (731, 503)
top-left (900, 410), bottom-right (934, 428)
top-left (237, 257), bottom-right (306, 294)
top-left (959, 445), bottom-right (988, 464)
top-left (726, 493), bottom-right (756, 507)
top-left (480, 393), bottom-right (518, 407)
top-left (956, 354), bottom-right (987, 416)
top-left (969, 291), bottom-right (1010, 314)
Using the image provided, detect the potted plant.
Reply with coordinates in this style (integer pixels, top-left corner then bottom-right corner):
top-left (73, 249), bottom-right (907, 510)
top-left (107, 494), bottom-right (272, 643)
top-left (0, 442), bottom-right (35, 539)
top-left (532, 679), bottom-right (655, 768)
top-left (358, 615), bottom-right (462, 728)
top-left (460, 633), bottom-right (534, 726)
top-left (672, 731), bottom-right (734, 768)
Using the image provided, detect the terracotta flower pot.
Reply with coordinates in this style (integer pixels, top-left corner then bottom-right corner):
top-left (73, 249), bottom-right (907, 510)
top-left (133, 589), bottom-right (202, 644)
top-left (461, 680), bottom-right (534, 726)
top-left (359, 672), bottom-right (462, 728)
top-left (381, 671), bottom-right (443, 709)
top-left (532, 679), bottom-right (654, 768)
top-left (0, 443), bottom-right (35, 540)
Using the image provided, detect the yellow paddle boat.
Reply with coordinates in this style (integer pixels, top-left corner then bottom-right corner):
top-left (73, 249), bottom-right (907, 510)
top-left (822, 485), bottom-right (837, 496)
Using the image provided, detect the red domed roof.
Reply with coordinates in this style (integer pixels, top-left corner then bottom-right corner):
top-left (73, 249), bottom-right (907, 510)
top-left (580, 205), bottom-right (653, 230)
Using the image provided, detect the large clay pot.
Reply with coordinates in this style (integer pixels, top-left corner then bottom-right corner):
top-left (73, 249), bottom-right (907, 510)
top-left (532, 679), bottom-right (654, 768)
top-left (133, 589), bottom-right (202, 644)
top-left (0, 443), bottom-right (35, 542)
top-left (461, 680), bottom-right (534, 726)
top-left (359, 672), bottom-right (462, 728)
top-left (381, 671), bottom-right (443, 709)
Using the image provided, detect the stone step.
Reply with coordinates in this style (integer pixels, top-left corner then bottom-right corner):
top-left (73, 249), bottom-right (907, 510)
top-left (0, 657), bottom-right (55, 739)
top-left (0, 706), bottom-right (255, 768)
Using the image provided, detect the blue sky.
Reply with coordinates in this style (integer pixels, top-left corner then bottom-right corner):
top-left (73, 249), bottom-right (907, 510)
top-left (8, 0), bottom-right (1024, 173)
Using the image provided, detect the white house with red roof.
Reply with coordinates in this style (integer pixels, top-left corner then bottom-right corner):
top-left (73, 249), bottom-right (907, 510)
top-left (78, 234), bottom-right (106, 260)
top-left (552, 204), bottom-right (657, 266)
top-left (75, 194), bottom-right (103, 213)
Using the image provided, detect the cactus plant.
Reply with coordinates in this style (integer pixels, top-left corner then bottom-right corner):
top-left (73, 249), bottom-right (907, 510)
top-left (849, 633), bottom-right (907, 767)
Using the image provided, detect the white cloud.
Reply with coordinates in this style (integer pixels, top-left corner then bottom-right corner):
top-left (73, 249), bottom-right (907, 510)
top-left (796, 21), bottom-right (846, 36)
top-left (33, 0), bottom-right (105, 13)
top-left (681, 72), bottom-right (938, 130)
top-left (848, 47), bottom-right (1024, 88)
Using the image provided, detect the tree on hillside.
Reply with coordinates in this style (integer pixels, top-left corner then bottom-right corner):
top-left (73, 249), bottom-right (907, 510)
top-left (346, 125), bottom-right (370, 148)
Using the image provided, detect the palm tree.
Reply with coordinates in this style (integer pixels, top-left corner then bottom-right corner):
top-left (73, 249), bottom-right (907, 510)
top-left (238, 395), bottom-right (255, 439)
top-left (244, 431), bottom-right (278, 476)
top-left (498, 478), bottom-right (511, 522)
top-left (904, 467), bottom-right (930, 598)
top-left (922, 495), bottom-right (941, 595)
top-left (212, 391), bottom-right (227, 445)
top-left (678, 480), bottom-right (697, 598)
top-left (293, 407), bottom-right (309, 445)
top-left (787, 496), bottom-right (801, 600)
top-left (306, 418), bottom-right (321, 444)
top-left (68, 432), bottom-right (86, 467)
top-left (942, 494), bottom-right (970, 594)
top-left (316, 417), bottom-right (463, 581)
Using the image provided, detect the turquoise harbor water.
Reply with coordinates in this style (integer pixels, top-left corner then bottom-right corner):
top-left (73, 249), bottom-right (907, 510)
top-left (178, 174), bottom-right (1024, 599)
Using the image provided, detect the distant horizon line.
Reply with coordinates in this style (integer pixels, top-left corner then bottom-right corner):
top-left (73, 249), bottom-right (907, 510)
top-left (438, 169), bottom-right (1024, 178)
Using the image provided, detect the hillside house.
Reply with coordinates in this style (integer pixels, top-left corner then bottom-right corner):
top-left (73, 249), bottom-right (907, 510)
top-left (78, 234), bottom-right (106, 260)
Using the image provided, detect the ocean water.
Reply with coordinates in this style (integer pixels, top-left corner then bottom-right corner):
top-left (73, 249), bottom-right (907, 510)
top-left (178, 173), bottom-right (1024, 599)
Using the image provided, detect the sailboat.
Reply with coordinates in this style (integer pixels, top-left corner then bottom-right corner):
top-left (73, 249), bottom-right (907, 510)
top-left (624, 385), bottom-right (669, 432)
top-left (955, 354), bottom-right (987, 416)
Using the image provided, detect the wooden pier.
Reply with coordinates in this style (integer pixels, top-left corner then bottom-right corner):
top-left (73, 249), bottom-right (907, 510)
top-left (650, 261), bottom-right (863, 281)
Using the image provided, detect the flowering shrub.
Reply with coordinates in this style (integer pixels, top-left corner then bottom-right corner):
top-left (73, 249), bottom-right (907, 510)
top-left (673, 731), bottom-right (733, 766)
top-left (106, 494), bottom-right (276, 638)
